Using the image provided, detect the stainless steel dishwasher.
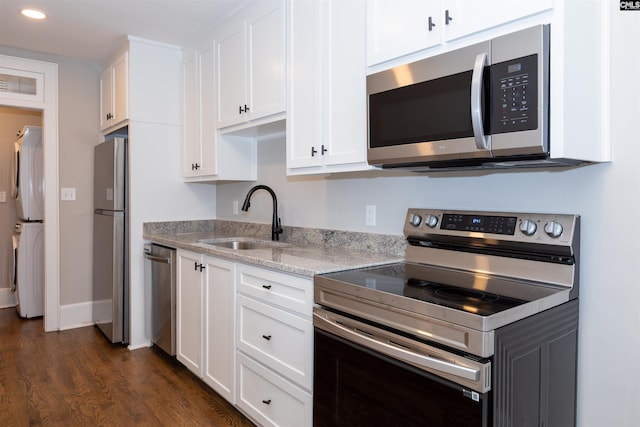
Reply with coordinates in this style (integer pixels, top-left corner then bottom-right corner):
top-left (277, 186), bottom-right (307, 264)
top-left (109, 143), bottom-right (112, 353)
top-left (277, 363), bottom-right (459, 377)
top-left (144, 243), bottom-right (176, 356)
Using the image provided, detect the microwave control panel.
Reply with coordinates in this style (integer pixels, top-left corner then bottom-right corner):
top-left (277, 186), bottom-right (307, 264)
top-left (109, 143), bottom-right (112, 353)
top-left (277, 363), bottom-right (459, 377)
top-left (491, 54), bottom-right (538, 134)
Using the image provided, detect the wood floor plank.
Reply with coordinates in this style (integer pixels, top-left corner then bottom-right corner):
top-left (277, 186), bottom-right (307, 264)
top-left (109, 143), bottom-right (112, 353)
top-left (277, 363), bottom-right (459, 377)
top-left (0, 308), bottom-right (255, 426)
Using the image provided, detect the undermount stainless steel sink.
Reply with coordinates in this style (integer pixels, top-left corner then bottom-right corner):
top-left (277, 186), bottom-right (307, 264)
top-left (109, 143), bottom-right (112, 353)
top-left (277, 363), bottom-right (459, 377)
top-left (197, 238), bottom-right (290, 251)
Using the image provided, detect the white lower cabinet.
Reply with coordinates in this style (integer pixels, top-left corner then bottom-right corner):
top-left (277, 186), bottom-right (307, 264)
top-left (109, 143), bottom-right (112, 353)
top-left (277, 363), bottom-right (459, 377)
top-left (236, 264), bottom-right (313, 427)
top-left (203, 256), bottom-right (236, 403)
top-left (176, 253), bottom-right (313, 426)
top-left (177, 250), bottom-right (236, 402)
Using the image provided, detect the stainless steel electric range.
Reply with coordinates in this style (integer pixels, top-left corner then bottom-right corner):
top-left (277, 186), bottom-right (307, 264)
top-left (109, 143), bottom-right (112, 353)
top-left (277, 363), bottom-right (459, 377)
top-left (313, 208), bottom-right (580, 427)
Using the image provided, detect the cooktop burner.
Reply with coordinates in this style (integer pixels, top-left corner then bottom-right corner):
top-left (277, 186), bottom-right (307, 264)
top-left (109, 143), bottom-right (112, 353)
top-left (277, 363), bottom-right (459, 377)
top-left (319, 262), bottom-right (555, 317)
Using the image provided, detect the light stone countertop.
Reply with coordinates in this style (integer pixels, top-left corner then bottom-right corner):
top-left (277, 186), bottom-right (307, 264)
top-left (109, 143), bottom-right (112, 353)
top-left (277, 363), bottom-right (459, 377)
top-left (143, 219), bottom-right (405, 278)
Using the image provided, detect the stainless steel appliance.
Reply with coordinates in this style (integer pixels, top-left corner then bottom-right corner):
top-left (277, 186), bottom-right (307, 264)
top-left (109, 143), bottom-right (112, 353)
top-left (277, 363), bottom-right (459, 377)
top-left (93, 137), bottom-right (128, 344)
top-left (314, 208), bottom-right (580, 426)
top-left (144, 244), bottom-right (176, 356)
top-left (366, 25), bottom-right (577, 171)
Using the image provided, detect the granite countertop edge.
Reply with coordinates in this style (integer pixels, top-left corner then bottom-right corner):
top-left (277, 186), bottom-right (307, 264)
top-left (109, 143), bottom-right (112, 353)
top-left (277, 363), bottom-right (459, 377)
top-left (143, 219), bottom-right (405, 278)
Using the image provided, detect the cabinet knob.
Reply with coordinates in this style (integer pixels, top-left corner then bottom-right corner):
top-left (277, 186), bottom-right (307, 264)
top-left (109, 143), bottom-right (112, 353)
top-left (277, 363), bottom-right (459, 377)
top-left (428, 16), bottom-right (436, 31)
top-left (262, 334), bottom-right (272, 341)
top-left (262, 284), bottom-right (272, 290)
top-left (262, 399), bottom-right (272, 405)
top-left (445, 10), bottom-right (453, 25)
top-left (311, 147), bottom-right (318, 157)
top-left (321, 145), bottom-right (328, 155)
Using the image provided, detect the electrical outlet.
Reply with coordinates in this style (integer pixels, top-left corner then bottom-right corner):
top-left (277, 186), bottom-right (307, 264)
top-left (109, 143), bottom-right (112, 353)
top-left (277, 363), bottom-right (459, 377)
top-left (61, 187), bottom-right (76, 201)
top-left (366, 205), bottom-right (376, 227)
top-left (0, 191), bottom-right (6, 203)
top-left (233, 200), bottom-right (239, 215)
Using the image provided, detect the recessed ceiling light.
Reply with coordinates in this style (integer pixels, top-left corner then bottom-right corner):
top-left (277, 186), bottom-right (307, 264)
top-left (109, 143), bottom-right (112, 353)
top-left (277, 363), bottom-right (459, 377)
top-left (20, 9), bottom-right (47, 20)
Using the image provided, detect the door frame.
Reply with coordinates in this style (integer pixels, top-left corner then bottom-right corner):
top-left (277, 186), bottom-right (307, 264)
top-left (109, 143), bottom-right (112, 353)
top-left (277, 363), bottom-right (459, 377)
top-left (0, 54), bottom-right (60, 331)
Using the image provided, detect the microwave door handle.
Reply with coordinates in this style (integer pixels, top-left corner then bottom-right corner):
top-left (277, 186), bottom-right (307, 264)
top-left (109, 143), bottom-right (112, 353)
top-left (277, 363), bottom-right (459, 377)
top-left (471, 52), bottom-right (489, 151)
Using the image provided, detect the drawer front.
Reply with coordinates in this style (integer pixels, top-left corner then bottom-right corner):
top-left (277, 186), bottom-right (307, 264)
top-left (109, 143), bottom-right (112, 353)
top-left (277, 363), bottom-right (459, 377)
top-left (237, 264), bottom-right (312, 317)
top-left (238, 295), bottom-right (313, 390)
top-left (237, 352), bottom-right (312, 427)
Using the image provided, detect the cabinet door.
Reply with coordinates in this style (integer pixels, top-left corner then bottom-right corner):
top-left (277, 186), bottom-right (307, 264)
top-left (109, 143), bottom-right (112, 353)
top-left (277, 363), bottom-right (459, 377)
top-left (443, 0), bottom-right (553, 42)
top-left (111, 52), bottom-right (129, 126)
top-left (216, 19), bottom-right (246, 128)
top-left (176, 250), bottom-right (203, 376)
top-left (199, 44), bottom-right (217, 176)
top-left (246, 0), bottom-right (286, 122)
top-left (99, 67), bottom-right (113, 130)
top-left (322, 0), bottom-right (369, 169)
top-left (367, 0), bottom-right (443, 66)
top-left (203, 256), bottom-right (236, 403)
top-left (286, 0), bottom-right (324, 170)
top-left (182, 54), bottom-right (200, 177)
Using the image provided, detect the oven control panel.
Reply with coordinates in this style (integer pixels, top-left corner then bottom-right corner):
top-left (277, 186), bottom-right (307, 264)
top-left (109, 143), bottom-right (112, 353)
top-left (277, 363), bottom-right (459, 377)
top-left (405, 208), bottom-right (579, 247)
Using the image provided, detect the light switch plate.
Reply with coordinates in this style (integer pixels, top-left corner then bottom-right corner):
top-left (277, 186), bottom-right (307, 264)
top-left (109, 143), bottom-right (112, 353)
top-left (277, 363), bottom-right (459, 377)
top-left (0, 191), bottom-right (6, 203)
top-left (61, 187), bottom-right (76, 201)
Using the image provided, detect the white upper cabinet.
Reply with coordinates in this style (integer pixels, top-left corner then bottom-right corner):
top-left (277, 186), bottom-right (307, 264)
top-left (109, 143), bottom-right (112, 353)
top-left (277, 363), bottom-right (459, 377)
top-left (215, 0), bottom-right (286, 130)
top-left (287, 0), bottom-right (371, 175)
top-left (367, 0), bottom-right (553, 67)
top-left (443, 0), bottom-right (553, 42)
top-left (100, 51), bottom-right (129, 131)
top-left (367, 0), bottom-right (443, 67)
top-left (183, 46), bottom-right (218, 179)
top-left (183, 43), bottom-right (257, 182)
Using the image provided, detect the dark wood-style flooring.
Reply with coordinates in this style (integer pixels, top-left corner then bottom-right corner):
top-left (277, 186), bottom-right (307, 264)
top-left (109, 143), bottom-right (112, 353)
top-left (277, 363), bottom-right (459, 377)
top-left (0, 308), bottom-right (254, 426)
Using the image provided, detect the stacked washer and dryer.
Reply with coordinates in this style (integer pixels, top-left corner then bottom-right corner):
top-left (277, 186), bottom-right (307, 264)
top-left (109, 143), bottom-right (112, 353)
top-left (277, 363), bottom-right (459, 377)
top-left (11, 126), bottom-right (44, 318)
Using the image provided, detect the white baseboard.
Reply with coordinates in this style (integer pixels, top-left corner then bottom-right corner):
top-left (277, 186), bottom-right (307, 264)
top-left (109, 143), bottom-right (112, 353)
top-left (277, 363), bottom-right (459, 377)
top-left (0, 288), bottom-right (16, 308)
top-left (59, 299), bottom-right (111, 331)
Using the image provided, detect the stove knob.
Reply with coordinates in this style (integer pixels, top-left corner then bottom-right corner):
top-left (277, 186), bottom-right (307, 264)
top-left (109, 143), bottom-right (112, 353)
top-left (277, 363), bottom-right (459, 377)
top-left (519, 219), bottom-right (537, 236)
top-left (425, 214), bottom-right (439, 228)
top-left (544, 221), bottom-right (563, 238)
top-left (410, 214), bottom-right (422, 227)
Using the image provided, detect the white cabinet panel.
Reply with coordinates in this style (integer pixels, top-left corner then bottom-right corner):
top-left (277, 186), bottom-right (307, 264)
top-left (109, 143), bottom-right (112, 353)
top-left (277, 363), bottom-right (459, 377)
top-left (237, 352), bottom-right (312, 427)
top-left (237, 295), bottom-right (313, 390)
top-left (237, 263), bottom-right (313, 317)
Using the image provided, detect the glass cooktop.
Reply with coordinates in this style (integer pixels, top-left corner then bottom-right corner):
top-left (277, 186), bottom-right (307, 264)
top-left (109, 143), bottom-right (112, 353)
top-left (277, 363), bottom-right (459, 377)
top-left (319, 262), bottom-right (560, 317)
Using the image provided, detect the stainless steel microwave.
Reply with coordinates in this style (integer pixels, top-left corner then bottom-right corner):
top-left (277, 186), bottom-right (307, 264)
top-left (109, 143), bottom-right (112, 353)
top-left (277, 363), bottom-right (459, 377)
top-left (367, 25), bottom-right (576, 171)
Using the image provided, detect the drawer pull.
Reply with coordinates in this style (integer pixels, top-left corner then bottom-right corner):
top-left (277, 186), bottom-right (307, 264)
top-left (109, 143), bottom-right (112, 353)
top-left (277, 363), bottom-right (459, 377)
top-left (262, 334), bottom-right (272, 341)
top-left (262, 284), bottom-right (272, 290)
top-left (262, 399), bottom-right (272, 405)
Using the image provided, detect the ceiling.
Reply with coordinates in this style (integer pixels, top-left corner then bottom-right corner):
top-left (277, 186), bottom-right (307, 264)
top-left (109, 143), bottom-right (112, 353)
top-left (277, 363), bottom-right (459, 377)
top-left (0, 0), bottom-right (248, 64)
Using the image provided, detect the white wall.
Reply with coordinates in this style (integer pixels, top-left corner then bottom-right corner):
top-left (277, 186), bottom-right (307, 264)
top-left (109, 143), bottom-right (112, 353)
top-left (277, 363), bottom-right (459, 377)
top-left (215, 8), bottom-right (640, 427)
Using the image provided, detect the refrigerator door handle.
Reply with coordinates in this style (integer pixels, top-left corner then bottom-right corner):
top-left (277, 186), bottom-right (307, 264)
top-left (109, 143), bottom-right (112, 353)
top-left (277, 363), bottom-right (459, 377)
top-left (95, 209), bottom-right (119, 216)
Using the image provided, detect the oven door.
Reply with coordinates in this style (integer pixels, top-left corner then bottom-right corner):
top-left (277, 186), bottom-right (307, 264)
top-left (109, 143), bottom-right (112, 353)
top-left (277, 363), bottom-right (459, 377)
top-left (313, 308), bottom-right (491, 427)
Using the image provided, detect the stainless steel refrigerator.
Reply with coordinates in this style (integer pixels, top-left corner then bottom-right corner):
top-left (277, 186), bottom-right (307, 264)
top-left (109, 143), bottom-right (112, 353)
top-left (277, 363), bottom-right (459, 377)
top-left (93, 137), bottom-right (129, 344)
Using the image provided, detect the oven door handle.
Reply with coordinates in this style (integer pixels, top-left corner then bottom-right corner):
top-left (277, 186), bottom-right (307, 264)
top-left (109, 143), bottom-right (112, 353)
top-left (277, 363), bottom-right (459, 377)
top-left (314, 312), bottom-right (480, 382)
